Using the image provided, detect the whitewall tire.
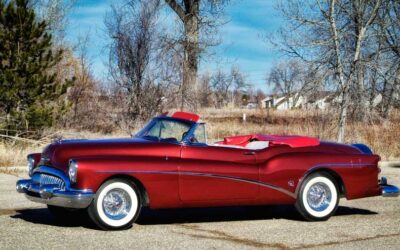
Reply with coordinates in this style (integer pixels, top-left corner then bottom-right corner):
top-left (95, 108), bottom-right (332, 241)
top-left (295, 173), bottom-right (339, 221)
top-left (88, 179), bottom-right (141, 230)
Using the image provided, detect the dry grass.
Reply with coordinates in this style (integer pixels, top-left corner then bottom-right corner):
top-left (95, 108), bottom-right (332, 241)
top-left (0, 129), bottom-right (129, 167)
top-left (0, 143), bottom-right (41, 167)
top-left (0, 108), bottom-right (399, 168)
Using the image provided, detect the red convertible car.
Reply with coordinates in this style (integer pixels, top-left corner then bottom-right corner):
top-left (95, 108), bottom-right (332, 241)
top-left (16, 111), bottom-right (398, 230)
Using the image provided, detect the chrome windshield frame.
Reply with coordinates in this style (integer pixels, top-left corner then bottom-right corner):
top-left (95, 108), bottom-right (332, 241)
top-left (134, 117), bottom-right (196, 144)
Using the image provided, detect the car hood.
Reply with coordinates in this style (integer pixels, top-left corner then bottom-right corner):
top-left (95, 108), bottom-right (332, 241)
top-left (40, 137), bottom-right (170, 172)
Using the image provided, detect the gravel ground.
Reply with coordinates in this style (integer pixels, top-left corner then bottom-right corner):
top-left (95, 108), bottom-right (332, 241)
top-left (0, 165), bottom-right (399, 250)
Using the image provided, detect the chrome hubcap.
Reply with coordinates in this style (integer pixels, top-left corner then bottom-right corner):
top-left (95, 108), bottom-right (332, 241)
top-left (306, 182), bottom-right (332, 211)
top-left (102, 189), bottom-right (132, 220)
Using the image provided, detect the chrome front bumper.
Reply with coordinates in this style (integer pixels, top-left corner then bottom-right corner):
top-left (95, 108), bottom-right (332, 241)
top-left (380, 177), bottom-right (400, 197)
top-left (16, 166), bottom-right (94, 209)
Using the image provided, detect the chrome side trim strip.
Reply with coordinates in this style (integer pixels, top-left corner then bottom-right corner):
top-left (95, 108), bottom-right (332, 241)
top-left (96, 170), bottom-right (297, 198)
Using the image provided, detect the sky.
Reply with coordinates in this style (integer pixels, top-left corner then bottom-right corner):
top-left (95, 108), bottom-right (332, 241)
top-left (66, 0), bottom-right (284, 92)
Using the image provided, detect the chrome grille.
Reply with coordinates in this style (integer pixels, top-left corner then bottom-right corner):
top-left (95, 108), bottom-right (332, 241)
top-left (39, 174), bottom-right (65, 190)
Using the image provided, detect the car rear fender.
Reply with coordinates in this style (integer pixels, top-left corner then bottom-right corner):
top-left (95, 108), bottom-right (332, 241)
top-left (259, 152), bottom-right (380, 200)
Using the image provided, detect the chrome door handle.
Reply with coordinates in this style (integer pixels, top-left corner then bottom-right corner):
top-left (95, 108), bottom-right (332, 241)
top-left (244, 151), bottom-right (256, 155)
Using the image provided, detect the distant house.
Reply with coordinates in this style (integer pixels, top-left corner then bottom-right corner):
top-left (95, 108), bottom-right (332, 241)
top-left (371, 94), bottom-right (383, 107)
top-left (262, 91), bottom-right (388, 110)
top-left (262, 93), bottom-right (307, 110)
top-left (263, 96), bottom-right (274, 109)
top-left (305, 91), bottom-right (337, 109)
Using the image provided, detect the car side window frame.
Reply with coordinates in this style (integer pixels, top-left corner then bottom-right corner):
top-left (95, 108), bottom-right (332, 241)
top-left (183, 122), bottom-right (208, 147)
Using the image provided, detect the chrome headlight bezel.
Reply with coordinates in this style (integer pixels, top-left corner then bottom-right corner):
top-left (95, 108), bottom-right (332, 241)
top-left (68, 160), bottom-right (78, 184)
top-left (27, 155), bottom-right (35, 177)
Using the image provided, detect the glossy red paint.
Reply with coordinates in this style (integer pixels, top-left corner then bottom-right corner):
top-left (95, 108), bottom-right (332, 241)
top-left (32, 112), bottom-right (382, 209)
top-left (171, 111), bottom-right (200, 122)
top-left (28, 153), bottom-right (41, 166)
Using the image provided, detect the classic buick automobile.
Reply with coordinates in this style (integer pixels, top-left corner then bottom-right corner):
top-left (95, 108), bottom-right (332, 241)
top-left (16, 112), bottom-right (399, 230)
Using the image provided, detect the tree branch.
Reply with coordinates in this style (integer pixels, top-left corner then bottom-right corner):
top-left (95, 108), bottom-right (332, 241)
top-left (365, 0), bottom-right (381, 28)
top-left (165, 0), bottom-right (185, 21)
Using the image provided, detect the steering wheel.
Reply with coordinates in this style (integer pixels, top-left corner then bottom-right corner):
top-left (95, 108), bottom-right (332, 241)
top-left (190, 136), bottom-right (199, 143)
top-left (181, 131), bottom-right (199, 143)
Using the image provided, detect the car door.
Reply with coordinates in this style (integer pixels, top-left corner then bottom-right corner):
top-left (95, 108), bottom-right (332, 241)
top-left (178, 144), bottom-right (259, 202)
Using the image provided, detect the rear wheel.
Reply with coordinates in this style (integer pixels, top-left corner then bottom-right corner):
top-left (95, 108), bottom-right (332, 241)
top-left (295, 173), bottom-right (339, 221)
top-left (88, 179), bottom-right (141, 230)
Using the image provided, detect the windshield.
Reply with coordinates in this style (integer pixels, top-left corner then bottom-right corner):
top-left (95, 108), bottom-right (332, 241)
top-left (135, 118), bottom-right (193, 143)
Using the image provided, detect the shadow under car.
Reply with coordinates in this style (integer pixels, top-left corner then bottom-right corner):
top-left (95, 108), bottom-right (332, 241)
top-left (9, 205), bottom-right (378, 229)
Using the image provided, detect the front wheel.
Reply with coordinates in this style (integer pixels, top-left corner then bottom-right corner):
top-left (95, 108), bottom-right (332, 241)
top-left (88, 179), bottom-right (141, 230)
top-left (295, 173), bottom-right (339, 221)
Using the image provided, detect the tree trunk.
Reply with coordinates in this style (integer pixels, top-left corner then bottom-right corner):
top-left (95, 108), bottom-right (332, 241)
top-left (337, 87), bottom-right (350, 143)
top-left (164, 0), bottom-right (200, 111)
top-left (356, 64), bottom-right (367, 121)
top-left (382, 66), bottom-right (400, 118)
top-left (329, 0), bottom-right (348, 143)
top-left (329, 0), bottom-right (380, 142)
top-left (181, 10), bottom-right (199, 111)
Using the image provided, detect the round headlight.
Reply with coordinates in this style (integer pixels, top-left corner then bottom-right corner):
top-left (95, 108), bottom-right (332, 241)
top-left (68, 160), bottom-right (78, 184)
top-left (27, 156), bottom-right (35, 177)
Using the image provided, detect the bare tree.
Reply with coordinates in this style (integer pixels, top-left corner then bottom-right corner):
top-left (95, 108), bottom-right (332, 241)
top-left (275, 0), bottom-right (383, 142)
top-left (197, 71), bottom-right (213, 107)
top-left (106, 0), bottom-right (165, 133)
top-left (231, 66), bottom-right (250, 106)
top-left (255, 89), bottom-right (266, 106)
top-left (210, 69), bottom-right (232, 108)
top-left (268, 60), bottom-right (301, 108)
top-left (208, 66), bottom-right (250, 108)
top-left (329, 0), bottom-right (381, 141)
top-left (267, 60), bottom-right (317, 109)
top-left (164, 0), bottom-right (228, 111)
top-left (67, 35), bottom-right (97, 124)
top-left (31, 0), bottom-right (76, 44)
top-left (377, 0), bottom-right (400, 118)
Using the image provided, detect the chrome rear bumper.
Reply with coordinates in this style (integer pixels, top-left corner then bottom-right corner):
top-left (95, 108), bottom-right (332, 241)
top-left (380, 177), bottom-right (399, 197)
top-left (16, 166), bottom-right (94, 209)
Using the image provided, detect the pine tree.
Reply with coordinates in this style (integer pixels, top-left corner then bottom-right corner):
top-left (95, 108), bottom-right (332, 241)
top-left (0, 0), bottom-right (72, 133)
